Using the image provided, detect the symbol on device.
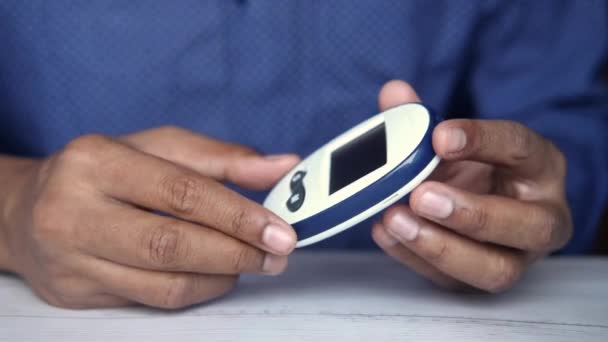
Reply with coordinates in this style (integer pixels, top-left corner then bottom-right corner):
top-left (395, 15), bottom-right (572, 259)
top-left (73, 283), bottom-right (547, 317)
top-left (290, 171), bottom-right (307, 191)
top-left (286, 171), bottom-right (306, 212)
top-left (286, 187), bottom-right (305, 212)
top-left (290, 193), bottom-right (301, 203)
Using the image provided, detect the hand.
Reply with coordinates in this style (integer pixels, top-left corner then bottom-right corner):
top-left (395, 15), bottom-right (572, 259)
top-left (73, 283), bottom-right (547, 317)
top-left (2, 126), bottom-right (299, 308)
top-left (372, 81), bottom-right (573, 292)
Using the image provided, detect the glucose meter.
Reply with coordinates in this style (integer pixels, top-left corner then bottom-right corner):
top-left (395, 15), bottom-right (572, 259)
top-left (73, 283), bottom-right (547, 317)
top-left (264, 103), bottom-right (441, 247)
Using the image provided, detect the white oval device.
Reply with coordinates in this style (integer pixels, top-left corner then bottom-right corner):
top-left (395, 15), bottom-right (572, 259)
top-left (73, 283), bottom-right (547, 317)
top-left (264, 103), bottom-right (441, 247)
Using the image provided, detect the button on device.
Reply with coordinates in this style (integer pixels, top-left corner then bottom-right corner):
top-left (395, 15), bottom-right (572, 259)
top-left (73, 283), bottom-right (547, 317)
top-left (286, 187), bottom-right (305, 212)
top-left (290, 171), bottom-right (307, 190)
top-left (287, 171), bottom-right (307, 212)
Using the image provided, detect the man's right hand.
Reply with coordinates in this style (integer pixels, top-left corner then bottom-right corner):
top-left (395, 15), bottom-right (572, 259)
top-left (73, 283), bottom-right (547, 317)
top-left (0, 126), bottom-right (299, 309)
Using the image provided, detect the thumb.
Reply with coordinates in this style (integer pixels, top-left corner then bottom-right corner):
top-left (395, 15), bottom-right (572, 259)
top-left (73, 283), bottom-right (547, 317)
top-left (378, 80), bottom-right (421, 111)
top-left (122, 126), bottom-right (300, 191)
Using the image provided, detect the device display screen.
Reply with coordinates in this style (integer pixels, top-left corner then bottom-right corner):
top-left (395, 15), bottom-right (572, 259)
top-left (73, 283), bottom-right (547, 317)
top-left (329, 123), bottom-right (387, 194)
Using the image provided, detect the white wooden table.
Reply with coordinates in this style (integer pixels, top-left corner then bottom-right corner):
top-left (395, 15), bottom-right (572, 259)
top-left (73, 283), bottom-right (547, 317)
top-left (0, 251), bottom-right (606, 341)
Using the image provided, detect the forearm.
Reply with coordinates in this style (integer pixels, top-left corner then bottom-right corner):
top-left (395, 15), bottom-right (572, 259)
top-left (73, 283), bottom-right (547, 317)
top-left (0, 155), bottom-right (38, 272)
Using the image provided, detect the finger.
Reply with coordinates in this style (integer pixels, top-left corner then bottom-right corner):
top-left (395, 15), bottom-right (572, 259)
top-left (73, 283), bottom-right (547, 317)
top-left (91, 138), bottom-right (296, 255)
top-left (91, 259), bottom-right (237, 309)
top-left (372, 223), bottom-right (463, 290)
top-left (378, 80), bottom-right (421, 111)
top-left (123, 126), bottom-right (300, 191)
top-left (427, 160), bottom-right (494, 194)
top-left (409, 181), bottom-right (571, 252)
top-left (383, 206), bottom-right (527, 293)
top-left (432, 119), bottom-right (565, 181)
top-left (78, 204), bottom-right (288, 275)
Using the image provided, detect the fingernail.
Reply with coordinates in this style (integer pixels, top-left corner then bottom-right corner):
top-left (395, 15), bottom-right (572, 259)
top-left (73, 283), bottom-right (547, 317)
top-left (417, 191), bottom-right (454, 219)
top-left (262, 224), bottom-right (295, 254)
top-left (262, 254), bottom-right (288, 275)
top-left (443, 128), bottom-right (467, 152)
top-left (264, 154), bottom-right (297, 161)
top-left (375, 224), bottom-right (400, 247)
top-left (387, 211), bottom-right (420, 242)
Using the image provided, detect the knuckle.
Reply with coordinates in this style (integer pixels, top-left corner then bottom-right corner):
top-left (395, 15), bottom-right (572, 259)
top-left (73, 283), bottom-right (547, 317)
top-left (485, 256), bottom-right (522, 293)
top-left (508, 123), bottom-right (533, 162)
top-left (229, 247), bottom-right (257, 273)
top-left (230, 206), bottom-right (254, 237)
top-left (141, 223), bottom-right (189, 268)
top-left (458, 206), bottom-right (490, 238)
top-left (61, 134), bottom-right (110, 167)
top-left (160, 175), bottom-right (203, 216)
top-left (466, 120), bottom-right (489, 156)
top-left (158, 275), bottom-right (193, 309)
top-left (425, 240), bottom-right (450, 264)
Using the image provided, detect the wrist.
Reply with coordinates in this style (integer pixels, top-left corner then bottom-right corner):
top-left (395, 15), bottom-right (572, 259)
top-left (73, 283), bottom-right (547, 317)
top-left (0, 156), bottom-right (39, 273)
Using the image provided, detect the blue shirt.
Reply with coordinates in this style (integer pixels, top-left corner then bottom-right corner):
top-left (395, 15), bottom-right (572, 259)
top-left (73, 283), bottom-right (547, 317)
top-left (1, 1), bottom-right (607, 253)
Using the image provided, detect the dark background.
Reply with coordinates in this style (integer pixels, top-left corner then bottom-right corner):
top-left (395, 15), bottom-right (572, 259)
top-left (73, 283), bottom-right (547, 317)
top-left (594, 59), bottom-right (608, 254)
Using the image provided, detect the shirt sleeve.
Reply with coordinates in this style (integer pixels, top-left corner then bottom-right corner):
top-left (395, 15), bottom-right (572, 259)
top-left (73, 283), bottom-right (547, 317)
top-left (468, 0), bottom-right (608, 254)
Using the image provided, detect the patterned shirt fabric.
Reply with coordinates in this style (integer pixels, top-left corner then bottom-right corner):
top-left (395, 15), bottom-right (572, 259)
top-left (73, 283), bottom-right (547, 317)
top-left (0, 1), bottom-right (606, 253)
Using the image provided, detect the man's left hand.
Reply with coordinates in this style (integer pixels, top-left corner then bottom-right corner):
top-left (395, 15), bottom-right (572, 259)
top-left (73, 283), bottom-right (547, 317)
top-left (372, 80), bottom-right (573, 292)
